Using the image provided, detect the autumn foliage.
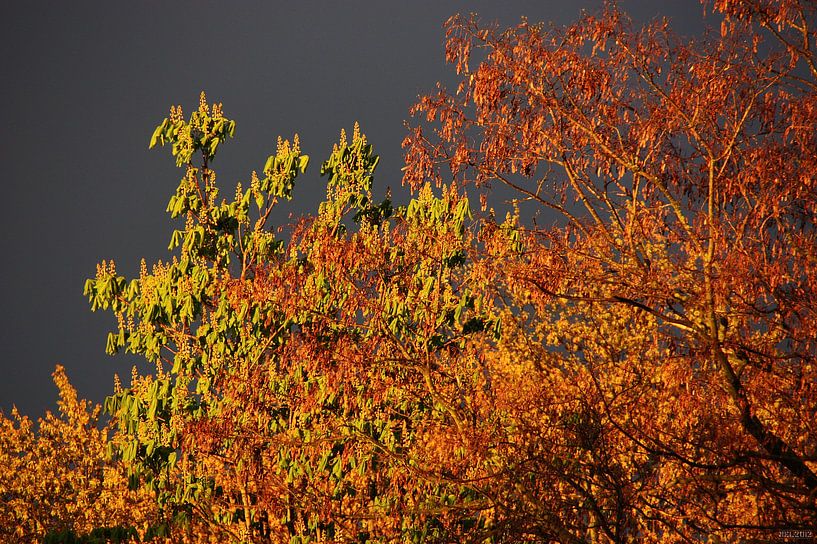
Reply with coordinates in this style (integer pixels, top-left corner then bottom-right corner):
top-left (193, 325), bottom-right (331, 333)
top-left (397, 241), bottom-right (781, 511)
top-left (2, 1), bottom-right (816, 542)
top-left (401, 0), bottom-right (817, 539)
top-left (0, 366), bottom-right (160, 542)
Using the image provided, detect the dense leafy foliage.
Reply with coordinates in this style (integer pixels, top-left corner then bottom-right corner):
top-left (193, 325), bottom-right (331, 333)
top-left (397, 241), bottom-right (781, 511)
top-left (0, 367), bottom-right (159, 542)
top-left (2, 1), bottom-right (816, 542)
top-left (403, 0), bottom-right (817, 539)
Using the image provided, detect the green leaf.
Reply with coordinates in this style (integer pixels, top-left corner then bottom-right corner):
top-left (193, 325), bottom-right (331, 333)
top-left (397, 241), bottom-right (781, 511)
top-left (149, 120), bottom-right (166, 149)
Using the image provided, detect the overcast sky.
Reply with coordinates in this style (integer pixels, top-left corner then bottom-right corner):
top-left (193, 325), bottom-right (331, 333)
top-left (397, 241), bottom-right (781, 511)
top-left (0, 1), bottom-right (707, 418)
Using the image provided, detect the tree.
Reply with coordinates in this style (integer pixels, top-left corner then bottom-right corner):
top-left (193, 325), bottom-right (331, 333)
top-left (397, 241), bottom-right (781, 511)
top-left (80, 1), bottom-right (817, 542)
top-left (402, 0), bottom-right (817, 540)
top-left (86, 95), bottom-right (500, 542)
top-left (0, 366), bottom-right (159, 543)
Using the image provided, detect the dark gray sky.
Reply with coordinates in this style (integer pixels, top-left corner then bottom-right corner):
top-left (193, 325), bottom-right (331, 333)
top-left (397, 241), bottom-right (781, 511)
top-left (0, 1), bottom-right (706, 418)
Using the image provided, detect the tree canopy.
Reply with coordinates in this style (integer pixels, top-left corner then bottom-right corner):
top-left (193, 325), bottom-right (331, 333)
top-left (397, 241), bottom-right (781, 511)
top-left (2, 1), bottom-right (816, 542)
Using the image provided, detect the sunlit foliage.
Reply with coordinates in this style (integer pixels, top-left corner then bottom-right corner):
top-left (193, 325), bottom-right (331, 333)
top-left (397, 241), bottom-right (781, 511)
top-left (2, 1), bottom-right (815, 542)
top-left (404, 0), bottom-right (817, 539)
top-left (0, 366), bottom-right (159, 542)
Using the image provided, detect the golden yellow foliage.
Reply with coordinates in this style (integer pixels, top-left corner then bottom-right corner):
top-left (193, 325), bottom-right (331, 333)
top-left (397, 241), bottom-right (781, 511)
top-left (11, 2), bottom-right (814, 541)
top-left (0, 366), bottom-right (159, 542)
